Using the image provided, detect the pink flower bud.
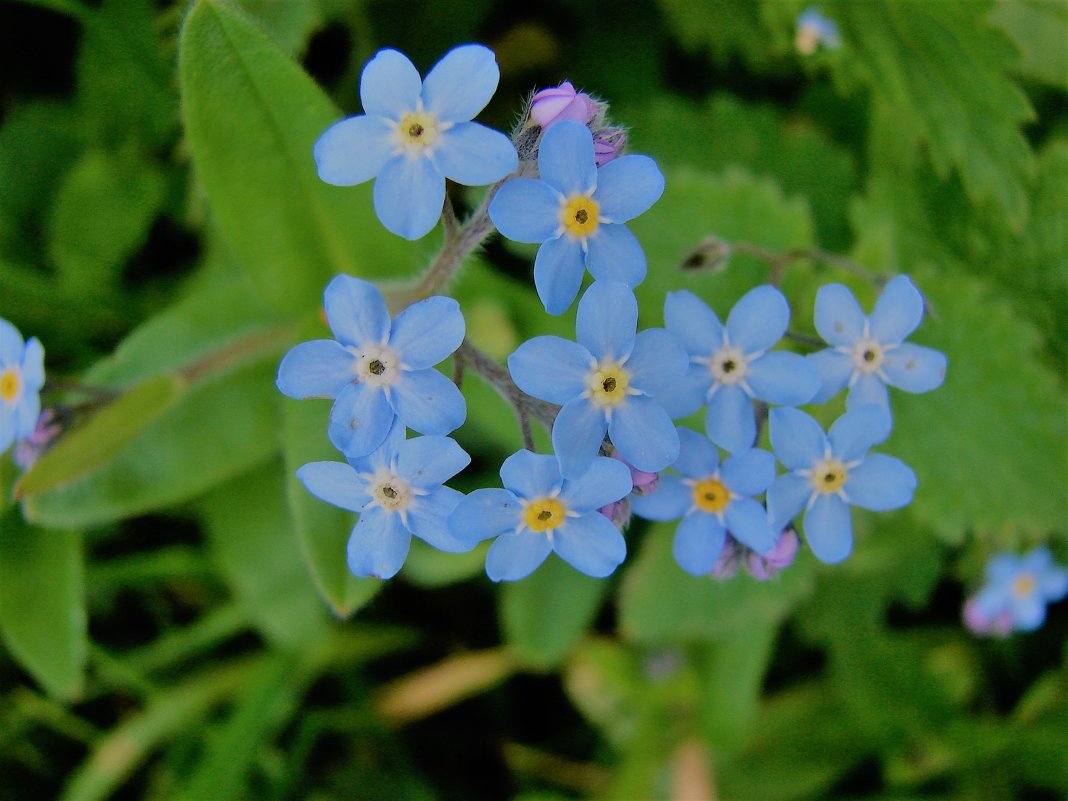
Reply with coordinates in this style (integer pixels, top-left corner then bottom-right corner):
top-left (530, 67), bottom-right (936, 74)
top-left (747, 528), bottom-right (801, 580)
top-left (711, 538), bottom-right (742, 580)
top-left (530, 82), bottom-right (597, 128)
top-left (963, 597), bottom-right (1013, 638)
top-left (14, 408), bottom-right (62, 471)
top-left (593, 127), bottom-right (627, 166)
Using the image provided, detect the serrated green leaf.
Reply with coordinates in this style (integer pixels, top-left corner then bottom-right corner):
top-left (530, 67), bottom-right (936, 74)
top-left (657, 0), bottom-right (776, 71)
top-left (0, 513), bottom-right (87, 699)
top-left (989, 0), bottom-right (1068, 90)
top-left (179, 0), bottom-right (416, 314)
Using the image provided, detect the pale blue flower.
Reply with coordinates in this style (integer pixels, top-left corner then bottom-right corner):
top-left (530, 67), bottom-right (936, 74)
top-left (276, 275), bottom-right (466, 457)
top-left (968, 547), bottom-right (1068, 634)
top-left (297, 423), bottom-right (472, 579)
top-left (796, 8), bottom-right (840, 54)
top-left (489, 121), bottom-right (664, 314)
top-left (0, 317), bottom-right (45, 456)
top-left (448, 449), bottom-right (632, 581)
top-left (315, 45), bottom-right (518, 240)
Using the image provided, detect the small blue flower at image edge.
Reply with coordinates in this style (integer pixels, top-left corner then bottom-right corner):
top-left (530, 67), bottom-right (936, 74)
top-left (970, 547), bottom-right (1068, 634)
top-left (767, 405), bottom-right (917, 564)
top-left (489, 120), bottom-right (665, 314)
top-left (448, 449), bottom-right (632, 581)
top-left (809, 275), bottom-right (947, 414)
top-left (314, 45), bottom-right (519, 240)
top-left (297, 423), bottom-right (473, 579)
top-left (276, 275), bottom-right (466, 458)
top-left (663, 285), bottom-right (820, 454)
top-left (631, 427), bottom-right (778, 576)
top-left (0, 317), bottom-right (45, 456)
top-left (508, 281), bottom-right (687, 479)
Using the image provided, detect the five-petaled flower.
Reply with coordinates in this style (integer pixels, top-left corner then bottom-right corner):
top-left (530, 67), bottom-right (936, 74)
top-left (965, 547), bottom-right (1068, 635)
top-left (314, 45), bottom-right (518, 240)
top-left (297, 423), bottom-right (472, 579)
top-left (663, 286), bottom-right (820, 454)
top-left (448, 449), bottom-right (632, 581)
top-left (276, 275), bottom-right (466, 457)
top-left (0, 317), bottom-right (45, 457)
top-left (767, 405), bottom-right (916, 564)
top-left (808, 276), bottom-right (946, 415)
top-left (508, 281), bottom-right (686, 479)
top-left (489, 120), bottom-right (664, 314)
top-left (631, 427), bottom-right (778, 575)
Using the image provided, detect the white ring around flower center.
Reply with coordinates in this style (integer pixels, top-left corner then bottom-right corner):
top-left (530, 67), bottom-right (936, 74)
top-left (365, 468), bottom-right (419, 515)
top-left (710, 345), bottom-right (748, 385)
top-left (350, 343), bottom-right (400, 388)
top-left (585, 360), bottom-right (631, 408)
top-left (850, 337), bottom-right (885, 373)
top-left (393, 104), bottom-right (448, 155)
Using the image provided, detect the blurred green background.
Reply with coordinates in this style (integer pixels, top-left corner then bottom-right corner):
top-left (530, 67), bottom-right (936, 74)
top-left (0, 0), bottom-right (1066, 799)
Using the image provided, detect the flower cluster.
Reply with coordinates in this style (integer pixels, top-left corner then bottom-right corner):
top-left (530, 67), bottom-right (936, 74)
top-left (1, 317), bottom-right (45, 460)
top-left (963, 547), bottom-right (1068, 637)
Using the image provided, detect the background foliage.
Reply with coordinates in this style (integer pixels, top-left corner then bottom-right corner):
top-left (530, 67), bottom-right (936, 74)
top-left (0, 0), bottom-right (1065, 799)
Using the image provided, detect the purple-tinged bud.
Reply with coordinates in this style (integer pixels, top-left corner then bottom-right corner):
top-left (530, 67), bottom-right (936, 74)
top-left (598, 497), bottom-right (631, 529)
top-left (14, 409), bottom-right (62, 471)
top-left (529, 81), bottom-right (597, 128)
top-left (711, 538), bottom-right (742, 580)
top-left (610, 449), bottom-right (658, 495)
top-left (593, 127), bottom-right (627, 166)
top-left (747, 528), bottom-right (800, 581)
top-left (963, 597), bottom-right (1013, 638)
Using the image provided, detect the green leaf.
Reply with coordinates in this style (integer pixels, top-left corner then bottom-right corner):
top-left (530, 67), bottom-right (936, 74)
top-left (500, 555), bottom-right (610, 669)
top-left (400, 538), bottom-right (488, 588)
top-left (694, 624), bottom-right (776, 752)
top-left (563, 638), bottom-right (648, 747)
top-left (657, 0), bottom-right (777, 71)
top-left (198, 461), bottom-right (328, 649)
top-left (0, 513), bottom-right (87, 699)
top-left (179, 0), bottom-right (416, 314)
top-left (236, 0), bottom-right (323, 54)
top-left (989, 0), bottom-right (1068, 90)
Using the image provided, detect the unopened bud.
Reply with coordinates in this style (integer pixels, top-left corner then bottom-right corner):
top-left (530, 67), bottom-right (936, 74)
top-left (529, 81), bottom-right (597, 128)
top-left (681, 237), bottom-right (732, 272)
top-left (593, 127), bottom-right (627, 166)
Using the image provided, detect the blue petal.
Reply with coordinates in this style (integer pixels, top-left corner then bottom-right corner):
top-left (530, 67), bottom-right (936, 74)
top-left (276, 340), bottom-right (354, 399)
top-left (869, 275), bottom-right (924, 344)
top-left (673, 512), bottom-right (726, 576)
top-left (449, 488), bottom-right (522, 542)
top-left (538, 120), bottom-right (597, 196)
top-left (725, 496), bottom-right (776, 554)
top-left (767, 473), bottom-right (812, 534)
top-left (389, 296), bottom-right (465, 370)
top-left (486, 530), bottom-right (553, 581)
top-left (314, 115), bottom-right (395, 186)
top-left (1039, 567), bottom-right (1068, 601)
top-left (0, 318), bottom-right (22, 364)
top-left (349, 419), bottom-right (405, 473)
top-left (721, 448), bottom-right (776, 497)
top-left (829, 404), bottom-right (891, 460)
top-left (14, 391), bottom-right (39, 441)
top-left (987, 553), bottom-right (1021, 583)
top-left (576, 281), bottom-right (637, 361)
top-left (769, 407), bottom-right (826, 471)
top-left (673, 427), bottom-right (719, 479)
top-left (745, 351), bottom-right (820, 406)
top-left (534, 236), bottom-right (585, 315)
top-left (559, 455), bottom-right (632, 513)
top-left (21, 337), bottom-right (44, 389)
top-left (846, 373), bottom-right (890, 411)
top-left (705, 384), bottom-right (755, 454)
top-left (593, 154), bottom-right (664, 222)
top-left (609, 395), bottom-right (680, 473)
top-left (845, 454), bottom-right (915, 511)
top-left (296, 461), bottom-right (368, 512)
top-left (814, 283), bottom-right (866, 347)
top-left (0, 409), bottom-right (14, 454)
top-left (584, 224), bottom-right (647, 287)
top-left (434, 122), bottom-right (517, 185)
top-left (407, 486), bottom-right (472, 552)
top-left (1012, 596), bottom-right (1046, 631)
top-left (804, 494), bottom-right (853, 564)
top-left (347, 508), bottom-right (411, 579)
top-left (552, 512), bottom-right (627, 578)
top-left (489, 178), bottom-right (562, 243)
top-left (323, 274), bottom-right (391, 348)
top-left (360, 49), bottom-right (421, 119)
top-left (807, 349), bottom-right (854, 404)
top-left (659, 362), bottom-right (711, 419)
top-left (625, 328), bottom-right (688, 396)
top-left (726, 285), bottom-right (789, 355)
top-left (499, 449), bottom-right (563, 499)
top-left (552, 397), bottom-right (609, 480)
top-left (421, 44), bottom-right (499, 123)
top-left (394, 435), bottom-right (470, 487)
top-left (389, 367), bottom-right (466, 435)
top-left (882, 344), bottom-right (947, 394)
top-left (508, 335), bottom-right (591, 404)
top-left (328, 382), bottom-right (395, 457)
top-left (373, 155), bottom-right (445, 240)
top-left (1020, 547), bottom-right (1053, 573)
top-left (630, 475), bottom-right (691, 521)
top-left (664, 290), bottom-right (724, 357)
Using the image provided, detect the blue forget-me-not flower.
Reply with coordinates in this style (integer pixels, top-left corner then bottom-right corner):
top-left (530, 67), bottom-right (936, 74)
top-left (315, 45), bottom-right (518, 240)
top-left (508, 281), bottom-right (686, 479)
top-left (297, 423), bottom-right (472, 579)
top-left (965, 547), bottom-right (1068, 635)
top-left (796, 7), bottom-right (841, 55)
top-left (448, 449), bottom-right (632, 581)
top-left (767, 405), bottom-right (916, 564)
top-left (489, 120), bottom-right (664, 314)
top-left (1, 317), bottom-right (45, 457)
top-left (631, 427), bottom-right (777, 576)
top-left (663, 286), bottom-right (820, 454)
top-left (808, 276), bottom-right (946, 413)
top-left (276, 275), bottom-right (466, 457)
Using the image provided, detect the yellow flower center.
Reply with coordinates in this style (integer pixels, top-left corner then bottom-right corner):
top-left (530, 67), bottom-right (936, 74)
top-left (524, 498), bottom-right (567, 532)
top-left (587, 361), bottom-right (629, 407)
top-left (812, 458), bottom-right (848, 494)
top-left (560, 195), bottom-right (599, 238)
top-left (396, 111), bottom-right (440, 152)
top-left (0, 369), bottom-right (20, 404)
top-left (1012, 573), bottom-right (1036, 599)
top-left (692, 478), bottom-right (730, 513)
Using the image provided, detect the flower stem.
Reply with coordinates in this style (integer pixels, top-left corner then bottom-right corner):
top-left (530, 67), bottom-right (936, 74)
top-left (455, 341), bottom-right (559, 437)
